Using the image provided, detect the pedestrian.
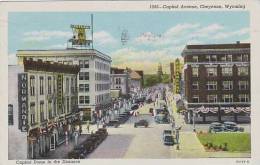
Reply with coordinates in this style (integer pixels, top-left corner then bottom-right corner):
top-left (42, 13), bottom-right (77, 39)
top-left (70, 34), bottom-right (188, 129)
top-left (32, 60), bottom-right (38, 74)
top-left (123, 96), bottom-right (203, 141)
top-left (79, 125), bottom-right (82, 135)
top-left (97, 120), bottom-right (99, 129)
top-left (86, 120), bottom-right (90, 133)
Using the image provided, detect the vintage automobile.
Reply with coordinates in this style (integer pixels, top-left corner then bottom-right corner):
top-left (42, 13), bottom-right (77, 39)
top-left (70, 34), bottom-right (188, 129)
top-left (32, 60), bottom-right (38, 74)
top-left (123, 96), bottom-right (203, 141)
top-left (209, 122), bottom-right (225, 133)
top-left (67, 150), bottom-right (85, 159)
top-left (134, 119), bottom-right (149, 128)
top-left (163, 135), bottom-right (174, 146)
top-left (106, 120), bottom-right (120, 128)
top-left (131, 104), bottom-right (139, 110)
top-left (223, 121), bottom-right (244, 132)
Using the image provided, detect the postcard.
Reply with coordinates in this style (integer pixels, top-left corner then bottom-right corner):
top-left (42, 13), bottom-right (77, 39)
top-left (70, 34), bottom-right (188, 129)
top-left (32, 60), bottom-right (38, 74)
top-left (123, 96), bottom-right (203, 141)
top-left (0, 0), bottom-right (260, 165)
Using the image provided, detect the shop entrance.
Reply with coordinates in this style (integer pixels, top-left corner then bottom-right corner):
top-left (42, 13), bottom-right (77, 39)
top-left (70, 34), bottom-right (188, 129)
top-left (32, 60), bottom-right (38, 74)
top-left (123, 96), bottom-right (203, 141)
top-left (50, 134), bottom-right (56, 151)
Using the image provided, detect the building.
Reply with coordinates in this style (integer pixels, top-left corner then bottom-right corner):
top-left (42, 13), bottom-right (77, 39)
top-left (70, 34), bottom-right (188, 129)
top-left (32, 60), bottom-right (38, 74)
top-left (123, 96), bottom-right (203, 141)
top-left (182, 42), bottom-right (250, 123)
top-left (157, 63), bottom-right (163, 82)
top-left (8, 59), bottom-right (80, 159)
top-left (170, 62), bottom-right (175, 83)
top-left (128, 70), bottom-right (143, 93)
top-left (17, 49), bottom-right (112, 122)
top-left (110, 67), bottom-right (129, 97)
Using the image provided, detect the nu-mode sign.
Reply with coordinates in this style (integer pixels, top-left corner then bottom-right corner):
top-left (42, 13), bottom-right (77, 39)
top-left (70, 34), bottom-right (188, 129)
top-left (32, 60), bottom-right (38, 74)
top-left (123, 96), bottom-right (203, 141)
top-left (18, 73), bottom-right (28, 132)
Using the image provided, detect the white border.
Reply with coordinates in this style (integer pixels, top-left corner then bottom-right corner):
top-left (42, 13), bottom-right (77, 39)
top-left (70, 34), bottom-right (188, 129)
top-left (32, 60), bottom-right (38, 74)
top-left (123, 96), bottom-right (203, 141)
top-left (1, 1), bottom-right (260, 165)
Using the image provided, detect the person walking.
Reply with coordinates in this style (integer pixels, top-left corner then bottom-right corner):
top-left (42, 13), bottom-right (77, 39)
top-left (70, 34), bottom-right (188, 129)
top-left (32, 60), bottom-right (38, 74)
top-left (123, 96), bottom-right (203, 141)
top-left (86, 120), bottom-right (90, 133)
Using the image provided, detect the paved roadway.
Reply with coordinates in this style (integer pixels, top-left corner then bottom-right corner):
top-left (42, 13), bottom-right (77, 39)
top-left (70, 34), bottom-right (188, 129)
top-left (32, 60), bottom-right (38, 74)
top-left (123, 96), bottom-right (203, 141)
top-left (86, 103), bottom-right (250, 158)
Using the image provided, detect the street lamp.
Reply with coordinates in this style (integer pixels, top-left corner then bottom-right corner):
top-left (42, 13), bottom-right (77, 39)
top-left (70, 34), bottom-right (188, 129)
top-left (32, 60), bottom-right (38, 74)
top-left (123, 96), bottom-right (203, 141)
top-left (193, 110), bottom-right (196, 132)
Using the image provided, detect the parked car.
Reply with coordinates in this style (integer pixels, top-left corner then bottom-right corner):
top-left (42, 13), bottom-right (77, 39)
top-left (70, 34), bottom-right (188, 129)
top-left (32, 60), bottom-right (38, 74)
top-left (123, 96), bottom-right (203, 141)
top-left (134, 119), bottom-right (149, 128)
top-left (163, 130), bottom-right (172, 139)
top-left (209, 122), bottom-right (224, 133)
top-left (131, 104), bottom-right (139, 110)
top-left (106, 120), bottom-right (120, 128)
top-left (163, 135), bottom-right (174, 145)
top-left (223, 121), bottom-right (244, 132)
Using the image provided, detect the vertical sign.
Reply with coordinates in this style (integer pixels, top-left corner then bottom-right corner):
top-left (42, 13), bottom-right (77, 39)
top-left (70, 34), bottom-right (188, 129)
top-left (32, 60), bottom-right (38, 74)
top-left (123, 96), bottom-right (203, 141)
top-left (175, 59), bottom-right (180, 94)
top-left (57, 74), bottom-right (63, 114)
top-left (18, 73), bottom-right (28, 132)
top-left (71, 25), bottom-right (90, 46)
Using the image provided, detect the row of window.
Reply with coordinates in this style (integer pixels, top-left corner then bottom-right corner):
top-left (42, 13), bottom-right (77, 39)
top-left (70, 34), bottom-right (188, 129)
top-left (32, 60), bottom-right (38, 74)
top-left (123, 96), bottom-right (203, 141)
top-left (79, 96), bottom-right (90, 104)
top-left (192, 81), bottom-right (249, 90)
top-left (79, 84), bottom-right (89, 93)
top-left (79, 72), bottom-right (89, 80)
top-left (95, 61), bottom-right (109, 71)
top-left (30, 75), bottom-right (77, 96)
top-left (114, 77), bottom-right (122, 85)
top-left (95, 83), bottom-right (110, 91)
top-left (79, 60), bottom-right (89, 68)
top-left (192, 94), bottom-right (250, 103)
top-left (95, 73), bottom-right (110, 81)
top-left (191, 54), bottom-right (249, 62)
top-left (192, 66), bottom-right (249, 77)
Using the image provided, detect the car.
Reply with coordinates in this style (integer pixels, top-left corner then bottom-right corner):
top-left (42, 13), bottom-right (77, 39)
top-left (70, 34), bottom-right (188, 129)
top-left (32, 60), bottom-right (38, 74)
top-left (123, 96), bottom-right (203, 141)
top-left (134, 119), bottom-right (149, 128)
top-left (223, 121), bottom-right (244, 132)
top-left (131, 104), bottom-right (139, 110)
top-left (106, 120), bottom-right (120, 128)
top-left (209, 122), bottom-right (224, 133)
top-left (163, 135), bottom-right (174, 145)
top-left (155, 114), bottom-right (170, 124)
top-left (163, 130), bottom-right (172, 139)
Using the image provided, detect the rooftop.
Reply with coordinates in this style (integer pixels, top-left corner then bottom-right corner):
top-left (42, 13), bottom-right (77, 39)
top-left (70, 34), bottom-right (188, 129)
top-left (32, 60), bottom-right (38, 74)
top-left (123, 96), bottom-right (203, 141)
top-left (185, 42), bottom-right (250, 50)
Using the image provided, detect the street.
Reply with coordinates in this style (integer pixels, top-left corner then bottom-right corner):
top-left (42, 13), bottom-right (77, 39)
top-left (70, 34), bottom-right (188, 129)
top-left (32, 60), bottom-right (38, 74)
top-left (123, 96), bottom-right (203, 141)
top-left (86, 103), bottom-right (250, 158)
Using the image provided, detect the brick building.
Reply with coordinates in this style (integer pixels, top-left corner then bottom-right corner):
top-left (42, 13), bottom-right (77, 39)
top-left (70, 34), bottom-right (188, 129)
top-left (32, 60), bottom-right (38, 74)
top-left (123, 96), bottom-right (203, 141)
top-left (181, 42), bottom-right (250, 123)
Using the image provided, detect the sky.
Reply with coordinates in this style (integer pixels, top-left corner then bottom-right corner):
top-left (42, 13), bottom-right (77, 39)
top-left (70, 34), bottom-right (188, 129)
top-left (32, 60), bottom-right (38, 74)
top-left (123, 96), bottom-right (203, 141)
top-left (8, 12), bottom-right (250, 74)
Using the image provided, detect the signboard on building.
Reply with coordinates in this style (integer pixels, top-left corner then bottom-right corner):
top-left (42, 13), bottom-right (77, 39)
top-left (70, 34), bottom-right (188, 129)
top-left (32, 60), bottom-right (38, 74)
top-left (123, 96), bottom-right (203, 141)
top-left (175, 59), bottom-right (180, 94)
top-left (18, 73), bottom-right (28, 132)
top-left (70, 24), bottom-right (90, 46)
top-left (57, 74), bottom-right (63, 114)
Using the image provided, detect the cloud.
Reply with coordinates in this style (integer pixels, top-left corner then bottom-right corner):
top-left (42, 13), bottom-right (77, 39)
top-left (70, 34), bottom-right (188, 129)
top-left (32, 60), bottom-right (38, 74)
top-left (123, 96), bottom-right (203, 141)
top-left (133, 23), bottom-right (200, 47)
top-left (212, 28), bottom-right (249, 40)
top-left (110, 48), bottom-right (178, 74)
top-left (23, 30), bottom-right (71, 42)
top-left (8, 53), bottom-right (17, 65)
top-left (93, 31), bottom-right (117, 46)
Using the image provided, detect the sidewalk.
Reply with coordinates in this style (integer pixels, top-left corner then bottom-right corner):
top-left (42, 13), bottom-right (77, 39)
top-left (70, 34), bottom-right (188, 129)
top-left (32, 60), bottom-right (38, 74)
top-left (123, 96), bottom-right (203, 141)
top-left (39, 134), bottom-right (89, 159)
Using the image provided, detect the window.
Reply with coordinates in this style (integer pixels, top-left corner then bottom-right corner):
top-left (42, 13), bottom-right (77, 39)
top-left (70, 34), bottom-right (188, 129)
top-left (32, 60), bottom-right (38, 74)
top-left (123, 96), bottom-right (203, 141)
top-left (243, 54), bottom-right (249, 62)
top-left (192, 95), bottom-right (199, 103)
top-left (207, 67), bottom-right (217, 76)
top-left (79, 72), bottom-right (89, 80)
top-left (238, 67), bottom-right (249, 76)
top-left (40, 101), bottom-right (44, 122)
top-left (79, 96), bottom-right (90, 104)
top-left (237, 55), bottom-right (243, 62)
top-left (223, 81), bottom-right (233, 90)
top-left (116, 78), bottom-right (121, 85)
top-left (66, 97), bottom-right (70, 113)
top-left (206, 55), bottom-right (217, 62)
top-left (47, 77), bottom-right (52, 94)
top-left (223, 94), bottom-right (233, 103)
top-left (226, 55), bottom-right (232, 62)
top-left (239, 94), bottom-right (249, 102)
top-left (79, 84), bottom-right (89, 92)
top-left (79, 60), bottom-right (89, 68)
top-left (66, 78), bottom-right (70, 93)
top-left (206, 81), bottom-right (217, 90)
top-left (8, 104), bottom-right (13, 125)
top-left (48, 100), bottom-right (52, 119)
top-left (222, 67), bottom-right (233, 76)
top-left (239, 81), bottom-right (249, 90)
top-left (207, 95), bottom-right (217, 103)
top-left (39, 77), bottom-right (44, 95)
top-left (30, 103), bottom-right (36, 125)
top-left (192, 56), bottom-right (198, 62)
top-left (192, 67), bottom-right (199, 77)
top-left (30, 76), bottom-right (35, 96)
top-left (192, 81), bottom-right (199, 90)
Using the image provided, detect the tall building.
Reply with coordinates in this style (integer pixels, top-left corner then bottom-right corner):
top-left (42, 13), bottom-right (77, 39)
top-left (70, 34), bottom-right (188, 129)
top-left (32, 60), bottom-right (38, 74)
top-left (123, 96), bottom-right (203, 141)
top-left (8, 59), bottom-right (80, 159)
top-left (182, 42), bottom-right (250, 123)
top-left (17, 49), bottom-right (111, 122)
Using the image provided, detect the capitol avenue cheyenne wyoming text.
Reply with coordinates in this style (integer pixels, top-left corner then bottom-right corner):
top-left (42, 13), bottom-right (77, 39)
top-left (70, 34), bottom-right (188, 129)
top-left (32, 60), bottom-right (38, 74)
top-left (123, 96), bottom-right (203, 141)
top-left (150, 4), bottom-right (246, 10)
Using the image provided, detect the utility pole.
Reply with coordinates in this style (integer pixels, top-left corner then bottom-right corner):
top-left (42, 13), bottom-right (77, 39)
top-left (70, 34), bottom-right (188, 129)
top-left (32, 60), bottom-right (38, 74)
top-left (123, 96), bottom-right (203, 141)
top-left (91, 14), bottom-right (94, 49)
